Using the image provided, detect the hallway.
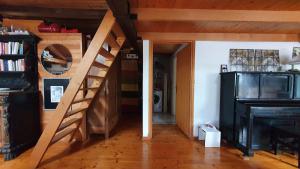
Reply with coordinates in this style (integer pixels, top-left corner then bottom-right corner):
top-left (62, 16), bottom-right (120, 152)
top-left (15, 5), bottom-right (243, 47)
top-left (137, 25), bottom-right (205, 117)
top-left (153, 112), bottom-right (176, 124)
top-left (0, 112), bottom-right (297, 169)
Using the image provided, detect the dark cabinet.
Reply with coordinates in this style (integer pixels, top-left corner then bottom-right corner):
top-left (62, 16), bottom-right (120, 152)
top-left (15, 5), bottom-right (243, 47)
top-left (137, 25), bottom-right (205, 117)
top-left (294, 75), bottom-right (300, 99)
top-left (0, 92), bottom-right (40, 160)
top-left (234, 72), bottom-right (294, 100)
top-left (0, 35), bottom-right (40, 160)
top-left (220, 71), bottom-right (300, 155)
top-left (260, 74), bottom-right (293, 99)
top-left (236, 73), bottom-right (259, 99)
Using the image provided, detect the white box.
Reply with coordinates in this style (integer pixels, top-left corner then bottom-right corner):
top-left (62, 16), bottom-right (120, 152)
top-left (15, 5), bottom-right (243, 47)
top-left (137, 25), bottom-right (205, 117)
top-left (198, 124), bottom-right (221, 147)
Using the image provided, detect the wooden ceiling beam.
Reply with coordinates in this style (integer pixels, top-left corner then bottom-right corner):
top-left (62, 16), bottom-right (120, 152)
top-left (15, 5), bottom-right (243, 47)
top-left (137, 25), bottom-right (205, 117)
top-left (0, 5), bottom-right (106, 20)
top-left (106, 0), bottom-right (140, 55)
top-left (129, 0), bottom-right (300, 10)
top-left (138, 32), bottom-right (300, 42)
top-left (132, 8), bottom-right (300, 23)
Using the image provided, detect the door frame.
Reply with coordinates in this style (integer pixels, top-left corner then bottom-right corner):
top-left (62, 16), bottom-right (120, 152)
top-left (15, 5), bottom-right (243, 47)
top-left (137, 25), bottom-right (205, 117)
top-left (143, 40), bottom-right (195, 139)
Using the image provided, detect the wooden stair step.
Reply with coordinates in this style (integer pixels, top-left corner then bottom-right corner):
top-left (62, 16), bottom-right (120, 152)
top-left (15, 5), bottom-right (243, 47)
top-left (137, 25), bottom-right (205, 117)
top-left (87, 75), bottom-right (104, 80)
top-left (99, 47), bottom-right (115, 60)
top-left (51, 128), bottom-right (77, 145)
top-left (57, 118), bottom-right (82, 132)
top-left (79, 87), bottom-right (99, 91)
top-left (105, 33), bottom-right (120, 49)
top-left (93, 61), bottom-right (109, 69)
top-left (66, 107), bottom-right (88, 117)
top-left (72, 97), bottom-right (93, 104)
top-left (112, 23), bottom-right (125, 39)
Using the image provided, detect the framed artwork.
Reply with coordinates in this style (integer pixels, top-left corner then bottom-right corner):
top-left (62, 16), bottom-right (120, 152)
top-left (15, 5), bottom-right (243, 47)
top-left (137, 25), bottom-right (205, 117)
top-left (256, 49), bottom-right (279, 72)
top-left (43, 78), bottom-right (70, 110)
top-left (292, 47), bottom-right (300, 59)
top-left (229, 49), bottom-right (279, 72)
top-left (229, 49), bottom-right (254, 71)
top-left (50, 86), bottom-right (64, 103)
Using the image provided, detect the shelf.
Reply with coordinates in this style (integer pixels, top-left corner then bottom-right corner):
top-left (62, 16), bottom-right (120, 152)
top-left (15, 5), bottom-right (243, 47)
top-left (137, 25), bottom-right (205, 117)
top-left (43, 57), bottom-right (68, 65)
top-left (0, 34), bottom-right (37, 42)
top-left (0, 54), bottom-right (25, 60)
top-left (0, 71), bottom-right (27, 74)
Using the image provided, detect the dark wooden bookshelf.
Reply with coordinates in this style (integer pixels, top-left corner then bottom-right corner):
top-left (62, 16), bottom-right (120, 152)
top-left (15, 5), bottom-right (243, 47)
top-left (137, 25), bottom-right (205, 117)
top-left (0, 71), bottom-right (27, 74)
top-left (0, 34), bottom-right (38, 42)
top-left (0, 34), bottom-right (40, 161)
top-left (0, 54), bottom-right (26, 60)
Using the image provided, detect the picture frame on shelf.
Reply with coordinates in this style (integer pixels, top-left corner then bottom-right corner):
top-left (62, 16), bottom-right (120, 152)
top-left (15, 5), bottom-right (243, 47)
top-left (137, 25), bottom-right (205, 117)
top-left (220, 64), bottom-right (228, 73)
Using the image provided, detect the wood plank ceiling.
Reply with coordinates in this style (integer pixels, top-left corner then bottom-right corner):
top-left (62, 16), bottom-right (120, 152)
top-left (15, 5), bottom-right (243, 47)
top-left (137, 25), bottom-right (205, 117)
top-left (153, 43), bottom-right (182, 55)
top-left (130, 0), bottom-right (300, 10)
top-left (0, 0), bottom-right (108, 9)
top-left (130, 0), bottom-right (300, 39)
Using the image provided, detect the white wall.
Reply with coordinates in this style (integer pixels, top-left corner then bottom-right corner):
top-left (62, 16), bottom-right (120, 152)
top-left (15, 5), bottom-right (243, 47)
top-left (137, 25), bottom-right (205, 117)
top-left (143, 40), bottom-right (150, 138)
top-left (194, 41), bottom-right (300, 136)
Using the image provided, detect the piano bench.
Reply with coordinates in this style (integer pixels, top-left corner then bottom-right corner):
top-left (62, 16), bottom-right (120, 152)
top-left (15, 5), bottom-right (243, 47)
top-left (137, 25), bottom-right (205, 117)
top-left (271, 126), bottom-right (300, 168)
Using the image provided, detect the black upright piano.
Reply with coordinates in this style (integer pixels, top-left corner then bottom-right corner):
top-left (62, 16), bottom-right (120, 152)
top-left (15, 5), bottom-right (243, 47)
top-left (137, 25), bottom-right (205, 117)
top-left (220, 72), bottom-right (300, 156)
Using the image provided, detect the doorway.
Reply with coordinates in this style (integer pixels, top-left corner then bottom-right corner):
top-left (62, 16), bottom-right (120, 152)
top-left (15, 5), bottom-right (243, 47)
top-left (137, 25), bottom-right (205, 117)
top-left (144, 41), bottom-right (195, 139)
top-left (152, 43), bottom-right (180, 124)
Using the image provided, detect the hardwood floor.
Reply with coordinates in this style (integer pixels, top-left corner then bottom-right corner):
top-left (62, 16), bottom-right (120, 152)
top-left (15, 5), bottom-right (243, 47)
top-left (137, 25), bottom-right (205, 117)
top-left (0, 112), bottom-right (298, 169)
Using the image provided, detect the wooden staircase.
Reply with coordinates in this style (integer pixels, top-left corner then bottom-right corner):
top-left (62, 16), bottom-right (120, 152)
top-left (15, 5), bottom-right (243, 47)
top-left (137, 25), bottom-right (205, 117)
top-left (25, 10), bottom-right (126, 169)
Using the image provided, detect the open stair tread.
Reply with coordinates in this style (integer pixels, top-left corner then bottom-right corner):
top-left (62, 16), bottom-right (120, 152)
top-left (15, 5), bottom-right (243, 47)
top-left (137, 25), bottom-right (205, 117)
top-left (87, 75), bottom-right (104, 80)
top-left (112, 23), bottom-right (125, 39)
top-left (79, 87), bottom-right (99, 91)
top-left (51, 128), bottom-right (77, 145)
top-left (57, 118), bottom-right (82, 132)
top-left (93, 61), bottom-right (109, 69)
top-left (99, 47), bottom-right (115, 60)
top-left (105, 33), bottom-right (120, 49)
top-left (66, 106), bottom-right (89, 117)
top-left (72, 97), bottom-right (93, 104)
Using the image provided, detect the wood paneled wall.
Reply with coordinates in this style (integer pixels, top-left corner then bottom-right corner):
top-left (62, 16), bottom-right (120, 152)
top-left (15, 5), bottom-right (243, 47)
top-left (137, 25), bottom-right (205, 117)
top-left (37, 33), bottom-right (85, 130)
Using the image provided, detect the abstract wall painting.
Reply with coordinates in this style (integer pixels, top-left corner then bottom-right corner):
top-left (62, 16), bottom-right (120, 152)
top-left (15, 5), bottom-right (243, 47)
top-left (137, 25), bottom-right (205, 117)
top-left (229, 49), bottom-right (279, 72)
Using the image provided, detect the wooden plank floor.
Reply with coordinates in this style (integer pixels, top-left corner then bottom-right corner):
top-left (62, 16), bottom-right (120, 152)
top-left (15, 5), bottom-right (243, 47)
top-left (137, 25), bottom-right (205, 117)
top-left (0, 112), bottom-right (298, 169)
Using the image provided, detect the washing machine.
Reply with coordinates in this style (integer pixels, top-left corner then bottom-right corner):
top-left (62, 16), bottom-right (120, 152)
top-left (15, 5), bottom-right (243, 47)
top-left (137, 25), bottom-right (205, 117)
top-left (153, 90), bottom-right (163, 113)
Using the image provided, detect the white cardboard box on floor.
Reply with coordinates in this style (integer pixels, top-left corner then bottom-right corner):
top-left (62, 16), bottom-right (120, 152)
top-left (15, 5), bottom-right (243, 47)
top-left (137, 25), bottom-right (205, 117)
top-left (198, 124), bottom-right (221, 147)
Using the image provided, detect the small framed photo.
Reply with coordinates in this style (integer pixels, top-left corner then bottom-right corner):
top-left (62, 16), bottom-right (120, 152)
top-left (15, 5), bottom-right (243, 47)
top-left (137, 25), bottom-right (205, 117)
top-left (50, 86), bottom-right (64, 103)
top-left (220, 64), bottom-right (228, 73)
top-left (292, 47), bottom-right (300, 59)
top-left (43, 78), bottom-right (69, 110)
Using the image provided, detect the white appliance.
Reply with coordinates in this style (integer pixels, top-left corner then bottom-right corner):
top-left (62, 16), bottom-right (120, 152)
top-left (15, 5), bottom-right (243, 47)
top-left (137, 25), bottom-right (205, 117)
top-left (153, 90), bottom-right (163, 112)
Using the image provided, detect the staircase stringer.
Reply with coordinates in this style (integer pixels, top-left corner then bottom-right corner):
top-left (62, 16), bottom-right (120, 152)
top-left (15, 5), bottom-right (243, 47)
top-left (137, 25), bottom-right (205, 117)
top-left (25, 10), bottom-right (116, 169)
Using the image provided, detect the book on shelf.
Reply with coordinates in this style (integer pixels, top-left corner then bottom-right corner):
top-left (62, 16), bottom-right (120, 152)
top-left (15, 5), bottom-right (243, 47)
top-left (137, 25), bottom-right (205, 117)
top-left (0, 42), bottom-right (24, 55)
top-left (0, 59), bottom-right (25, 72)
